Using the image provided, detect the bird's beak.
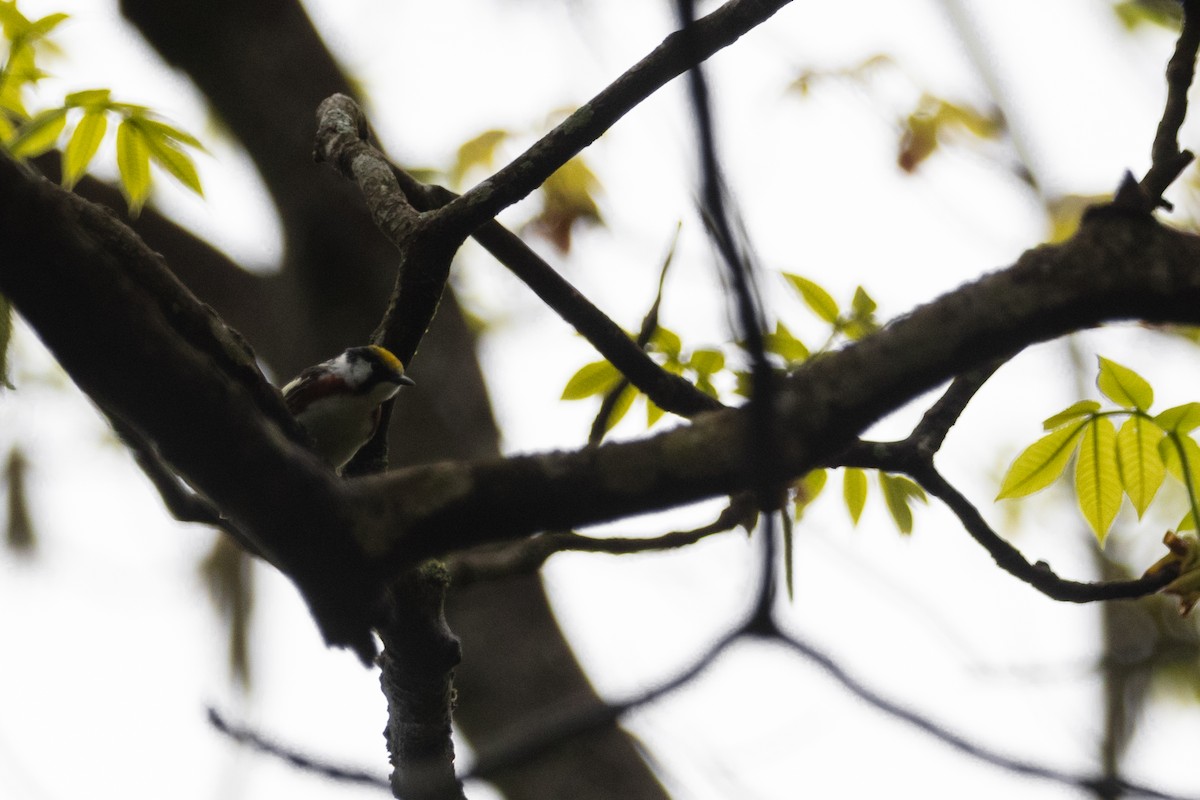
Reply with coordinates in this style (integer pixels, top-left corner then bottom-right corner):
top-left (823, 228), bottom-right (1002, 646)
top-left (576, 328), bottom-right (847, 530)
top-left (397, 374), bottom-right (416, 387)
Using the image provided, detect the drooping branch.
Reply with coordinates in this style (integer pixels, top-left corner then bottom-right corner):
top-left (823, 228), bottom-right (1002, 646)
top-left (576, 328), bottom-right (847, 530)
top-left (913, 465), bottom-right (1178, 601)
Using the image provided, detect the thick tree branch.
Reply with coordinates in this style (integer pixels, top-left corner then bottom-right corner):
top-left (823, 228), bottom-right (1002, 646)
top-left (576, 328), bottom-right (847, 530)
top-left (353, 208), bottom-right (1200, 579)
top-left (0, 151), bottom-right (382, 661)
top-left (8, 152), bottom-right (1200, 655)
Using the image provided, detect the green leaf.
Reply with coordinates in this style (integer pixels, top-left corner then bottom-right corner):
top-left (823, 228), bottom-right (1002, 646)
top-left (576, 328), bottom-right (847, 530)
top-left (561, 360), bottom-right (621, 400)
top-left (996, 420), bottom-right (1088, 499)
top-left (650, 327), bottom-right (681, 359)
top-left (843, 467), bottom-right (868, 524)
top-left (843, 286), bottom-right (880, 340)
top-left (64, 88), bottom-right (111, 109)
top-left (116, 119), bottom-right (152, 216)
top-left (61, 109), bottom-right (107, 189)
top-left (143, 132), bottom-right (203, 197)
top-left (6, 106), bottom-right (66, 157)
top-left (1097, 356), bottom-right (1153, 411)
top-left (600, 383), bottom-right (636, 433)
top-left (26, 12), bottom-right (68, 39)
top-left (1075, 417), bottom-right (1121, 544)
top-left (449, 128), bottom-right (509, 186)
top-left (133, 116), bottom-right (205, 151)
top-left (1160, 433), bottom-right (1200, 532)
top-left (762, 321), bottom-right (809, 364)
top-left (850, 286), bottom-right (877, 317)
top-left (688, 348), bottom-right (725, 376)
top-left (646, 398), bottom-right (664, 427)
top-left (1042, 400), bottom-right (1101, 431)
top-left (1155, 403), bottom-right (1200, 434)
top-left (783, 273), bottom-right (840, 324)
top-left (879, 472), bottom-right (926, 535)
top-left (1116, 416), bottom-right (1165, 518)
top-left (793, 469), bottom-right (828, 520)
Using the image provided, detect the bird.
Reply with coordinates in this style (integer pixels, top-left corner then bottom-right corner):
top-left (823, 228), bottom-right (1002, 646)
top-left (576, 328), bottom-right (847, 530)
top-left (282, 345), bottom-right (414, 471)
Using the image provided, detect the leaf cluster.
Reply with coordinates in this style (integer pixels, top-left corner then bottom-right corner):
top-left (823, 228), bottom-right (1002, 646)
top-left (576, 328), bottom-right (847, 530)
top-left (0, 2), bottom-right (203, 216)
top-left (998, 357), bottom-right (1200, 544)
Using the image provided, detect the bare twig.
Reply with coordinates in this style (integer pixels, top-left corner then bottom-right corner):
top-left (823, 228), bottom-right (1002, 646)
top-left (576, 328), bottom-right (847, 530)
top-left (437, 0), bottom-right (797, 237)
top-left (1141, 0), bottom-right (1200, 208)
top-left (207, 708), bottom-right (390, 791)
top-left (773, 633), bottom-right (1198, 800)
top-left (446, 494), bottom-right (756, 587)
top-left (391, 174), bottom-right (720, 419)
top-left (913, 464), bottom-right (1178, 602)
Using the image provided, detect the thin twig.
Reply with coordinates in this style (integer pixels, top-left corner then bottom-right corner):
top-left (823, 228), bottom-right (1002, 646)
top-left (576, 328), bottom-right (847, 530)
top-left (674, 0), bottom-right (780, 630)
top-left (445, 494), bottom-right (756, 587)
top-left (207, 708), bottom-right (390, 791)
top-left (913, 464), bottom-right (1178, 602)
top-left (773, 633), bottom-right (1198, 800)
top-left (435, 0), bottom-right (797, 237)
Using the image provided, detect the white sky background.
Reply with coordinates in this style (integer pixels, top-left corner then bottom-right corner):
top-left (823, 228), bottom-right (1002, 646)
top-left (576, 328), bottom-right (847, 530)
top-left (1, 1), bottom-right (1198, 798)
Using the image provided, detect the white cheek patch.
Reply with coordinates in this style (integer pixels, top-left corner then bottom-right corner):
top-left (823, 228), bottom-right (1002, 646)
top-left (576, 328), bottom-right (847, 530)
top-left (340, 352), bottom-right (373, 390)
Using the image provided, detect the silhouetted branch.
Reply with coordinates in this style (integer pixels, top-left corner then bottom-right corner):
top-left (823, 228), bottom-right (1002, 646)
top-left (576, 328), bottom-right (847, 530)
top-left (913, 464), bottom-right (1179, 602)
top-left (439, 0), bottom-right (797, 236)
top-left (207, 708), bottom-right (390, 791)
top-left (446, 495), bottom-right (756, 587)
top-left (1141, 0), bottom-right (1200, 207)
top-left (773, 632), bottom-right (1198, 800)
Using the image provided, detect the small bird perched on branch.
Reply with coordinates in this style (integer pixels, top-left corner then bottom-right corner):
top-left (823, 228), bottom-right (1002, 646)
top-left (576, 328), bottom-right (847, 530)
top-left (282, 345), bottom-right (414, 471)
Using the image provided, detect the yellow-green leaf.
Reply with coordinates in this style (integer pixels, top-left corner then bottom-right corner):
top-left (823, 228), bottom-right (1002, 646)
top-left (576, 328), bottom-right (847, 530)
top-left (689, 348), bottom-right (724, 376)
top-left (879, 472), bottom-right (926, 535)
top-left (561, 360), bottom-right (621, 400)
top-left (997, 420), bottom-right (1088, 499)
top-left (843, 467), bottom-right (868, 524)
top-left (6, 106), bottom-right (66, 158)
top-left (1116, 416), bottom-right (1165, 517)
top-left (650, 327), bottom-right (682, 359)
top-left (116, 119), bottom-right (152, 216)
top-left (783, 273), bottom-right (840, 324)
top-left (1042, 400), bottom-right (1101, 431)
top-left (600, 383), bottom-right (636, 433)
top-left (64, 88), bottom-right (111, 109)
top-left (449, 128), bottom-right (509, 186)
top-left (144, 133), bottom-right (203, 197)
top-left (646, 398), bottom-right (664, 427)
top-left (1155, 403), bottom-right (1200, 434)
top-left (61, 109), bottom-right (107, 189)
top-left (1097, 356), bottom-right (1153, 411)
top-left (1161, 433), bottom-right (1200, 534)
top-left (793, 468), bottom-right (828, 520)
top-left (134, 116), bottom-right (205, 151)
top-left (1076, 417), bottom-right (1121, 544)
top-left (762, 321), bottom-right (809, 364)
